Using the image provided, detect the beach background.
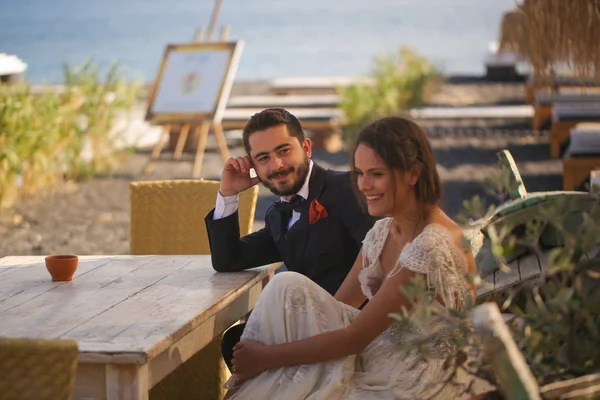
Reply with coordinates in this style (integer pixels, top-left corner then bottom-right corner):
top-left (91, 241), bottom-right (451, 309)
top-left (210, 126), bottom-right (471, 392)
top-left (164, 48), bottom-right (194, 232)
top-left (0, 0), bottom-right (562, 258)
top-left (2, 0), bottom-right (518, 83)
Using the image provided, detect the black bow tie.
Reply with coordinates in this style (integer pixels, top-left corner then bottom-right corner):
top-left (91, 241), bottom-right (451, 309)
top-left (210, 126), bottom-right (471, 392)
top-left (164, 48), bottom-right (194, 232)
top-left (274, 195), bottom-right (306, 213)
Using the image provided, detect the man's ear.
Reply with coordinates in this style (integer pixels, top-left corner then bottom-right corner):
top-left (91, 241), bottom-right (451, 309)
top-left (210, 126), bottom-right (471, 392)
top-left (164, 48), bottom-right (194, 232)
top-left (302, 138), bottom-right (312, 158)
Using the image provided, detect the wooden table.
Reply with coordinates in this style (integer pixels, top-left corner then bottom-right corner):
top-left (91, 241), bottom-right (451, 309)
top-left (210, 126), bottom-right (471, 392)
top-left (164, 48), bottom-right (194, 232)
top-left (0, 255), bottom-right (275, 399)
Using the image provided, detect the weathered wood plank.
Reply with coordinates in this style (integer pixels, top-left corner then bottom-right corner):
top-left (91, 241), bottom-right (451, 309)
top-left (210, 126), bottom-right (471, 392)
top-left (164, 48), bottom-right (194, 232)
top-left (519, 253), bottom-right (543, 281)
top-left (494, 258), bottom-right (521, 292)
top-left (0, 256), bottom-right (189, 338)
top-left (106, 364), bottom-right (149, 400)
top-left (477, 273), bottom-right (494, 298)
top-left (0, 255), bottom-right (275, 365)
top-left (472, 303), bottom-right (541, 400)
top-left (147, 276), bottom-right (266, 387)
top-left (410, 105), bottom-right (533, 119)
top-left (68, 264), bottom-right (270, 362)
top-left (269, 76), bottom-right (372, 91)
top-left (73, 363), bottom-right (106, 400)
top-left (227, 94), bottom-right (340, 108)
top-left (0, 256), bottom-right (114, 313)
top-left (540, 373), bottom-right (600, 400)
top-left (223, 107), bottom-right (343, 121)
top-left (588, 244), bottom-right (600, 260)
top-left (0, 255), bottom-right (275, 400)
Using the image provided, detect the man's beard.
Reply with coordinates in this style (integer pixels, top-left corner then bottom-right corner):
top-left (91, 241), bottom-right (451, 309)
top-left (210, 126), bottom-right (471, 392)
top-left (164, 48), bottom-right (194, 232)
top-left (262, 157), bottom-right (310, 197)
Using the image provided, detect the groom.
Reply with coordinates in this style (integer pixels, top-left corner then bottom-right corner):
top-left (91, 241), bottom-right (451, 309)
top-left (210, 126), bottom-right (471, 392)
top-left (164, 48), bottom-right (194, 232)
top-left (205, 108), bottom-right (376, 369)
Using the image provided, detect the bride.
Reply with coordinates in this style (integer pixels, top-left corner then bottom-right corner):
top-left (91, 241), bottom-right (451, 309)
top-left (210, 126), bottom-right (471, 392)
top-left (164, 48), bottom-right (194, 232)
top-left (225, 116), bottom-right (478, 399)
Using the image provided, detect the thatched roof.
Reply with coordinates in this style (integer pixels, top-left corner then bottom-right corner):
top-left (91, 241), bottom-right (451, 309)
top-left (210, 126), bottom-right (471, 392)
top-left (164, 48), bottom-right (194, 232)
top-left (500, 0), bottom-right (600, 84)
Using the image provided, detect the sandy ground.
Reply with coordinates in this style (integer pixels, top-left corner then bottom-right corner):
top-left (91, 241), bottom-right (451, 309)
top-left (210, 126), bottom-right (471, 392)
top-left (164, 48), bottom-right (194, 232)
top-left (0, 79), bottom-right (563, 258)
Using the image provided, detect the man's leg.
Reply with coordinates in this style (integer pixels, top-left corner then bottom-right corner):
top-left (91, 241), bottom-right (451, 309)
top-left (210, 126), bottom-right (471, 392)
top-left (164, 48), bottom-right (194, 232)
top-left (221, 323), bottom-right (246, 371)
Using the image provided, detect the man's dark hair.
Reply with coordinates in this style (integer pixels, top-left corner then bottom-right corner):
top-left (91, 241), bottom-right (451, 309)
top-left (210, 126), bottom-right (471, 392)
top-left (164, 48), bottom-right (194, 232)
top-left (242, 108), bottom-right (305, 155)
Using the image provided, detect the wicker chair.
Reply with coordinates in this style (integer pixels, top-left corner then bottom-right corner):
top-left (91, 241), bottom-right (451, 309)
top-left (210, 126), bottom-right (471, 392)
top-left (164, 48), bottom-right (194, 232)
top-left (0, 337), bottom-right (78, 400)
top-left (129, 179), bottom-right (259, 400)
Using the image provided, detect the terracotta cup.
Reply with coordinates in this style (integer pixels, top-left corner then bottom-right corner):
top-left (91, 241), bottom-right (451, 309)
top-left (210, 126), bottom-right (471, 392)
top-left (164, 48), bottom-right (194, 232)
top-left (45, 255), bottom-right (78, 281)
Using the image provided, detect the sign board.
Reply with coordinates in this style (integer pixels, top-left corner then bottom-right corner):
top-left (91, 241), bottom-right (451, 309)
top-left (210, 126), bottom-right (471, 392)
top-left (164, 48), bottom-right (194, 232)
top-left (146, 41), bottom-right (243, 124)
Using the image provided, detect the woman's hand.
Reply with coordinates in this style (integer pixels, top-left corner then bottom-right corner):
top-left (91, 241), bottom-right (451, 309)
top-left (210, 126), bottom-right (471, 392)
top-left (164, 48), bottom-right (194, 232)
top-left (231, 340), bottom-right (272, 383)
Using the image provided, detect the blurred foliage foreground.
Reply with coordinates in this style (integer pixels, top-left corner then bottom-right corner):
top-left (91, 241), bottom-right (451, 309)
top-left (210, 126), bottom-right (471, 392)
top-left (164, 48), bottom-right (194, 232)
top-left (392, 171), bottom-right (600, 398)
top-left (0, 61), bottom-right (141, 209)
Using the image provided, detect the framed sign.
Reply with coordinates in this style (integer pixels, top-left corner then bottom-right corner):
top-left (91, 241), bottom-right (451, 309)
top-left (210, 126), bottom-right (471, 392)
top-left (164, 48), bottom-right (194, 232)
top-left (146, 41), bottom-right (244, 124)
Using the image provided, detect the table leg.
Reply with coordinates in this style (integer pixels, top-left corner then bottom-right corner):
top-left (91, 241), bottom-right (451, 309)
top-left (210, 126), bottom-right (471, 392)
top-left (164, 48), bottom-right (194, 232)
top-left (106, 364), bottom-right (149, 400)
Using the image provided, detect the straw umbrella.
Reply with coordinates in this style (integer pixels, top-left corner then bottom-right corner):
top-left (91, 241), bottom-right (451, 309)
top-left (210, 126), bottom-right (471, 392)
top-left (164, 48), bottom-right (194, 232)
top-left (515, 0), bottom-right (600, 82)
top-left (498, 7), bottom-right (529, 57)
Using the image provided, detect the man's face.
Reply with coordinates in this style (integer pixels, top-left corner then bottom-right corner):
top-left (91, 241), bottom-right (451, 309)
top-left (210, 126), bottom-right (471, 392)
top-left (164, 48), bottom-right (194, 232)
top-left (248, 124), bottom-right (312, 197)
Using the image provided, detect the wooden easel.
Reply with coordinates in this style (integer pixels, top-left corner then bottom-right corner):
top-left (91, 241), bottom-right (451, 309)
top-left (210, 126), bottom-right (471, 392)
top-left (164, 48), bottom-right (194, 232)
top-left (143, 25), bottom-right (232, 178)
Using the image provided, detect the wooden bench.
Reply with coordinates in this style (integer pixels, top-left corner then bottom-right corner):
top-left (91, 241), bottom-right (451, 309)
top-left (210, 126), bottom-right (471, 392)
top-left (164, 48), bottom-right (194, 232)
top-left (227, 94), bottom-right (341, 109)
top-left (563, 153), bottom-right (600, 191)
top-left (549, 102), bottom-right (600, 157)
top-left (268, 76), bottom-right (373, 95)
top-left (525, 75), bottom-right (598, 105)
top-left (471, 150), bottom-right (600, 299)
top-left (532, 91), bottom-right (600, 130)
top-left (410, 105), bottom-right (533, 120)
top-left (221, 107), bottom-right (344, 151)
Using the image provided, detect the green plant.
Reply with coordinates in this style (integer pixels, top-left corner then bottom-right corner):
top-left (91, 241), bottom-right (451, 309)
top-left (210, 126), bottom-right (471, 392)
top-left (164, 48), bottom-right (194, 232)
top-left (339, 46), bottom-right (440, 146)
top-left (0, 60), bottom-right (140, 208)
top-left (492, 198), bottom-right (600, 384)
top-left (392, 184), bottom-right (600, 398)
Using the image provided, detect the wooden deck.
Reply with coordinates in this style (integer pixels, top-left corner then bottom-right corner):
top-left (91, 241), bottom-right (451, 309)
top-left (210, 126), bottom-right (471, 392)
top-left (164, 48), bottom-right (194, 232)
top-left (478, 245), bottom-right (600, 298)
top-left (410, 105), bottom-right (533, 120)
top-left (268, 76), bottom-right (373, 95)
top-left (227, 94), bottom-right (340, 109)
top-left (221, 107), bottom-right (342, 130)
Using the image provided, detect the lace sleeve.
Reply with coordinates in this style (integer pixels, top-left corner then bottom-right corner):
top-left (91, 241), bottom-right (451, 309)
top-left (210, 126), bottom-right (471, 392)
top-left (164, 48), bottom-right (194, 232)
top-left (361, 218), bottom-right (392, 269)
top-left (394, 224), bottom-right (470, 310)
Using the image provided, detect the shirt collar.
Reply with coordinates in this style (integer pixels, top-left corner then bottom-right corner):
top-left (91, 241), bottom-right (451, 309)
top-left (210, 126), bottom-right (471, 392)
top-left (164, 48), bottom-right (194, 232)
top-left (281, 159), bottom-right (314, 202)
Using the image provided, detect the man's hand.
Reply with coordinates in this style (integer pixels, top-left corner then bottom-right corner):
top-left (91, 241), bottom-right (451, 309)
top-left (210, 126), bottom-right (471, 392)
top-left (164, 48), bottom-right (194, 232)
top-left (231, 340), bottom-right (272, 384)
top-left (219, 156), bottom-right (261, 197)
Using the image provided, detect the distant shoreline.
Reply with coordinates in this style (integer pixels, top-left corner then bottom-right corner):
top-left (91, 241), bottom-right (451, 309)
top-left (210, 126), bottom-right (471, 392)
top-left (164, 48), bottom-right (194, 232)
top-left (21, 73), bottom-right (527, 99)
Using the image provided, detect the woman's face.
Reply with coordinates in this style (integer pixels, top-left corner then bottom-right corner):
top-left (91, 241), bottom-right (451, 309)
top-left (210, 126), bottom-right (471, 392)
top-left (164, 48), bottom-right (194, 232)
top-left (354, 144), bottom-right (413, 217)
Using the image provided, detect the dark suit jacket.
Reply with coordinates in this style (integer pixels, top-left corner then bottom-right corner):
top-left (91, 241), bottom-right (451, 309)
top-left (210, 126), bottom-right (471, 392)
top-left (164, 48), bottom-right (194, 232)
top-left (205, 163), bottom-right (377, 295)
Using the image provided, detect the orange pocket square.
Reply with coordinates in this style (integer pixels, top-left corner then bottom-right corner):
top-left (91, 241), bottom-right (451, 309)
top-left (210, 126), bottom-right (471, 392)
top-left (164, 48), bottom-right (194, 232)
top-left (309, 200), bottom-right (328, 224)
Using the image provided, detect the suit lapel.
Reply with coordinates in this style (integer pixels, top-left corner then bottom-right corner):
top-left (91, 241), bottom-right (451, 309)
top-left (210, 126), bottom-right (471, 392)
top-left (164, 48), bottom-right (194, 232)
top-left (286, 163), bottom-right (327, 268)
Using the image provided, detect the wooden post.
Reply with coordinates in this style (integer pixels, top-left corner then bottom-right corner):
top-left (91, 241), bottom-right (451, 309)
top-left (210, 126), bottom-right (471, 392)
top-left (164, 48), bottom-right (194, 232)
top-left (188, 23), bottom-right (231, 177)
top-left (472, 303), bottom-right (541, 400)
top-left (206, 0), bottom-right (224, 41)
top-left (192, 122), bottom-right (211, 179)
top-left (143, 124), bottom-right (171, 175)
top-left (173, 124), bottom-right (190, 160)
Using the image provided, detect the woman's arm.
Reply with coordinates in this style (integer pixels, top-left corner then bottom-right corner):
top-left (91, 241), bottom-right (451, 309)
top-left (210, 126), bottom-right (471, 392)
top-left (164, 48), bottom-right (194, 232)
top-left (262, 266), bottom-right (417, 370)
top-left (334, 248), bottom-right (367, 308)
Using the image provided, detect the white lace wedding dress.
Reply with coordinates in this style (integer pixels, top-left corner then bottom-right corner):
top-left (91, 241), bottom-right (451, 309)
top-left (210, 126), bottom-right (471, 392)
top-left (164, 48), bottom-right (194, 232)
top-left (226, 218), bottom-right (473, 399)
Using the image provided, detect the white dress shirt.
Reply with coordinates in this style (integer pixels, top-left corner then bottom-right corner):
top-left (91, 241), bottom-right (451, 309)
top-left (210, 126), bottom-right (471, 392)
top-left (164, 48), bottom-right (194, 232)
top-left (214, 160), bottom-right (314, 230)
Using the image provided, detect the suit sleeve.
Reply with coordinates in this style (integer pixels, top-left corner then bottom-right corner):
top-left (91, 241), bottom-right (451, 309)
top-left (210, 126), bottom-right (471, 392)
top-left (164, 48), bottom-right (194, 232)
top-left (205, 208), bottom-right (281, 272)
top-left (338, 174), bottom-right (377, 246)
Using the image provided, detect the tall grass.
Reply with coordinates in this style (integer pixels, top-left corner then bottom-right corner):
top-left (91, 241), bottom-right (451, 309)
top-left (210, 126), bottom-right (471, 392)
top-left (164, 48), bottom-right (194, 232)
top-left (339, 46), bottom-right (440, 146)
top-left (0, 61), bottom-right (140, 208)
